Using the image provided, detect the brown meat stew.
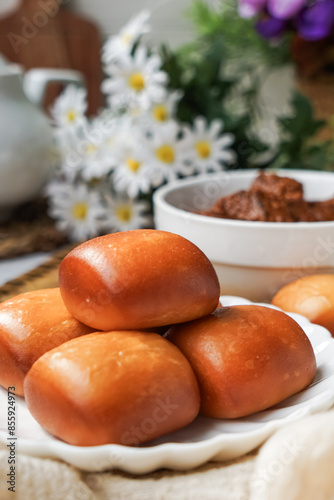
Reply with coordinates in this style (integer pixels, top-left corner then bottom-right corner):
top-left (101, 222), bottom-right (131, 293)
top-left (199, 171), bottom-right (334, 222)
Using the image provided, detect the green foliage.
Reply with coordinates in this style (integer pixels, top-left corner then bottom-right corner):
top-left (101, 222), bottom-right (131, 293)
top-left (160, 0), bottom-right (296, 169)
top-left (273, 92), bottom-right (332, 170)
top-left (160, 33), bottom-right (269, 169)
top-left (187, 0), bottom-right (291, 67)
top-left (279, 93), bottom-right (324, 139)
top-left (159, 0), bottom-right (334, 171)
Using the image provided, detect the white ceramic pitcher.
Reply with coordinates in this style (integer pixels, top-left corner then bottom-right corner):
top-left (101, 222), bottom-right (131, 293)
top-left (0, 61), bottom-right (85, 221)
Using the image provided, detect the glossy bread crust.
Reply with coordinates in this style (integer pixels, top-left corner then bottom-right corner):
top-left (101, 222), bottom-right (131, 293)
top-left (272, 274), bottom-right (334, 337)
top-left (59, 230), bottom-right (220, 331)
top-left (0, 288), bottom-right (93, 395)
top-left (24, 331), bottom-right (201, 446)
top-left (165, 305), bottom-right (316, 418)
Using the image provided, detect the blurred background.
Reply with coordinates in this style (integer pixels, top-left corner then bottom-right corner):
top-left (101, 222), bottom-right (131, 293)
top-left (0, 0), bottom-right (290, 113)
top-left (1, 0), bottom-right (197, 48)
top-left (0, 0), bottom-right (333, 286)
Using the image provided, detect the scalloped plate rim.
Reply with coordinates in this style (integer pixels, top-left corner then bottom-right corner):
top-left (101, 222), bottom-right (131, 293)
top-left (0, 295), bottom-right (333, 474)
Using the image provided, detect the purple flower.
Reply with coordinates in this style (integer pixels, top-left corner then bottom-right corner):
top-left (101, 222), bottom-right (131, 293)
top-left (238, 0), bottom-right (267, 18)
top-left (296, 0), bottom-right (334, 41)
top-left (256, 16), bottom-right (287, 38)
top-left (267, 0), bottom-right (305, 19)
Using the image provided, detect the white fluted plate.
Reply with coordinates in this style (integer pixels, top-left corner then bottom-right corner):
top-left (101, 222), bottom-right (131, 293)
top-left (1, 296), bottom-right (334, 474)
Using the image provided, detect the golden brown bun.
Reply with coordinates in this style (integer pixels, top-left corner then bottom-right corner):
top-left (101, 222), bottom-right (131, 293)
top-left (272, 274), bottom-right (334, 336)
top-left (59, 229), bottom-right (220, 331)
top-left (0, 288), bottom-right (94, 396)
top-left (164, 305), bottom-right (316, 419)
top-left (24, 331), bottom-right (200, 446)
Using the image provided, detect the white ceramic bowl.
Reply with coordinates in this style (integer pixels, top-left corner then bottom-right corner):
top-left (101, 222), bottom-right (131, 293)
top-left (153, 169), bottom-right (334, 302)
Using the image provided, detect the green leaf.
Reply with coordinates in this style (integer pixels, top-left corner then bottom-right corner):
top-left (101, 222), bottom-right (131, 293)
top-left (278, 92), bottom-right (325, 138)
top-left (187, 0), bottom-right (225, 37)
top-left (273, 90), bottom-right (332, 170)
top-left (187, 0), bottom-right (290, 67)
top-left (158, 1), bottom-right (333, 172)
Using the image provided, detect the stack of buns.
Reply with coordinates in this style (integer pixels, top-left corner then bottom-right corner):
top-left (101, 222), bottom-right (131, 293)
top-left (0, 230), bottom-right (317, 446)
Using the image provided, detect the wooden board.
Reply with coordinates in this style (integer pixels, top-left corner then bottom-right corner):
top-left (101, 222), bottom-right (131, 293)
top-left (0, 0), bottom-right (103, 115)
top-left (0, 245), bottom-right (76, 302)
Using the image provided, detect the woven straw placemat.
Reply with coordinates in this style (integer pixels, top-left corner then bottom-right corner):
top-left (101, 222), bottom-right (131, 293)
top-left (0, 199), bottom-right (68, 261)
top-left (0, 245), bottom-right (76, 302)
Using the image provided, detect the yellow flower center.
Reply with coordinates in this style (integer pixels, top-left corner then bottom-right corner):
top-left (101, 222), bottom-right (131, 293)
top-left (121, 32), bottom-right (132, 46)
top-left (129, 72), bottom-right (145, 92)
top-left (66, 109), bottom-right (77, 123)
top-left (196, 141), bottom-right (211, 159)
top-left (72, 202), bottom-right (88, 220)
top-left (155, 144), bottom-right (175, 164)
top-left (85, 143), bottom-right (98, 155)
top-left (153, 105), bottom-right (168, 122)
top-left (130, 106), bottom-right (142, 118)
top-left (126, 158), bottom-right (141, 172)
top-left (116, 204), bottom-right (132, 223)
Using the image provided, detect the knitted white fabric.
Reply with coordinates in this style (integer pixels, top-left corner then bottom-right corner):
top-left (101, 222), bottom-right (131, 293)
top-left (0, 447), bottom-right (256, 500)
top-left (0, 450), bottom-right (96, 500)
top-left (1, 408), bottom-right (334, 500)
top-left (85, 453), bottom-right (255, 500)
top-left (249, 409), bottom-right (334, 500)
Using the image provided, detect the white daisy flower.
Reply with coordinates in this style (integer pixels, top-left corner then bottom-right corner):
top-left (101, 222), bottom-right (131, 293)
top-left (79, 118), bottom-right (117, 181)
top-left (187, 117), bottom-right (236, 173)
top-left (102, 45), bottom-right (168, 111)
top-left (145, 90), bottom-right (183, 128)
top-left (55, 116), bottom-right (118, 182)
top-left (103, 193), bottom-right (152, 232)
top-left (112, 131), bottom-right (156, 198)
top-left (100, 114), bottom-right (135, 155)
top-left (148, 121), bottom-right (194, 184)
top-left (54, 127), bottom-right (86, 181)
top-left (50, 85), bottom-right (87, 129)
top-left (102, 10), bottom-right (151, 64)
top-left (47, 182), bottom-right (107, 242)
